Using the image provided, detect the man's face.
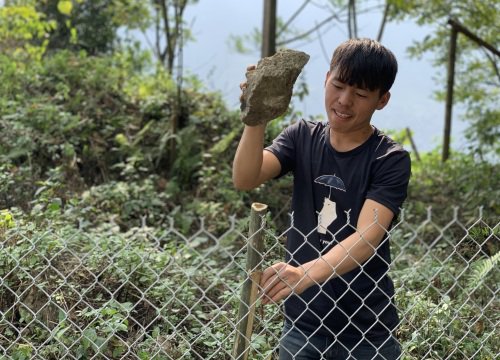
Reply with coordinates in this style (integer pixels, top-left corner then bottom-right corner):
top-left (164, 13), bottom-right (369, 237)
top-left (324, 70), bottom-right (390, 134)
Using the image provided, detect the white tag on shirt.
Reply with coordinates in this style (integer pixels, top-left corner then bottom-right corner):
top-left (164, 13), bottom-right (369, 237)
top-left (318, 197), bottom-right (337, 234)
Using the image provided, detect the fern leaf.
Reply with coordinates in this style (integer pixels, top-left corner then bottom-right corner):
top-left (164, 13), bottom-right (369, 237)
top-left (466, 251), bottom-right (500, 292)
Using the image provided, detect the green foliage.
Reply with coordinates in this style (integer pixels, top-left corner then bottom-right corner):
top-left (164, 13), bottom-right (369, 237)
top-left (0, 48), bottom-right (211, 205)
top-left (68, 176), bottom-right (171, 229)
top-left (0, 209), bottom-right (15, 229)
top-left (0, 50), bottom-right (140, 193)
top-left (406, 150), bottom-right (499, 226)
top-left (32, 0), bottom-right (150, 55)
top-left (0, 4), bottom-right (56, 61)
top-left (391, 232), bottom-right (499, 359)
top-left (1, 201), bottom-right (497, 359)
top-left (466, 250), bottom-right (500, 292)
top-left (40, 0), bottom-right (116, 54)
top-left (0, 214), bottom-right (252, 359)
top-left (392, 0), bottom-right (500, 158)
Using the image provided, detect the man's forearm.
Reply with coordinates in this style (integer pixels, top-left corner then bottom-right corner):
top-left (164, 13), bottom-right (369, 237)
top-left (301, 225), bottom-right (386, 287)
top-left (232, 124), bottom-right (266, 190)
top-left (258, 228), bottom-right (386, 305)
top-left (259, 201), bottom-right (394, 304)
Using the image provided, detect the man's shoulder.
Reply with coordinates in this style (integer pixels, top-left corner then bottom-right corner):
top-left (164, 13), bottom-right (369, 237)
top-left (371, 128), bottom-right (409, 159)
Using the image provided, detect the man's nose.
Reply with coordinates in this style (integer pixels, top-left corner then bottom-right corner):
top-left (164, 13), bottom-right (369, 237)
top-left (338, 90), bottom-right (353, 106)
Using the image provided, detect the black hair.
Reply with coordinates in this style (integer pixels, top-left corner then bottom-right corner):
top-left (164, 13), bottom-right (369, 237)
top-left (330, 38), bottom-right (398, 95)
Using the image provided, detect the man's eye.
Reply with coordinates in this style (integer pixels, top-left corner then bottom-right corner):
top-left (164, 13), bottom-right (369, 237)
top-left (333, 84), bottom-right (343, 89)
top-left (356, 93), bottom-right (367, 98)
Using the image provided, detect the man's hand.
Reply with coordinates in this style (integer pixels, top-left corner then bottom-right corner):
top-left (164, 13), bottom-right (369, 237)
top-left (239, 65), bottom-right (256, 105)
top-left (259, 262), bottom-right (312, 305)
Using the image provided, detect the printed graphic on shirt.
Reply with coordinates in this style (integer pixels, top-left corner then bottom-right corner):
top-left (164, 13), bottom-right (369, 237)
top-left (314, 174), bottom-right (346, 193)
top-left (314, 174), bottom-right (346, 239)
top-left (318, 197), bottom-right (336, 234)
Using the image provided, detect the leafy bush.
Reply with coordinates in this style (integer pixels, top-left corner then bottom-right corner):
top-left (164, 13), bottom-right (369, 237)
top-left (0, 215), bottom-right (250, 359)
top-left (392, 231), bottom-right (499, 359)
top-left (1, 206), bottom-right (498, 359)
top-left (406, 150), bottom-right (499, 233)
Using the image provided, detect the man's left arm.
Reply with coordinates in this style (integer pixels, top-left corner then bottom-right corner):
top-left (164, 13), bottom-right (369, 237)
top-left (260, 199), bottom-right (394, 304)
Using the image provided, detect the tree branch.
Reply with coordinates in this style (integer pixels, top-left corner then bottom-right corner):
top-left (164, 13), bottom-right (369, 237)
top-left (448, 18), bottom-right (500, 58)
top-left (315, 20), bottom-right (331, 66)
top-left (347, 0), bottom-right (352, 38)
top-left (277, 13), bottom-right (339, 46)
top-left (351, 0), bottom-right (358, 38)
top-left (376, 1), bottom-right (390, 42)
top-left (154, 1), bottom-right (162, 62)
top-left (159, 0), bottom-right (174, 72)
top-left (484, 50), bottom-right (500, 83)
top-left (276, 0), bottom-right (310, 39)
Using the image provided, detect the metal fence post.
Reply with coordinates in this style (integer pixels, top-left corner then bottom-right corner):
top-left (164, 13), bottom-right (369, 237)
top-left (232, 202), bottom-right (268, 360)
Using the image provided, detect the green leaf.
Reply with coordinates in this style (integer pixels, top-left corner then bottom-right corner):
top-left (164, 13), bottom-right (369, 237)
top-left (57, 1), bottom-right (73, 16)
top-left (82, 328), bottom-right (97, 350)
top-left (210, 128), bottom-right (239, 155)
top-left (112, 346), bottom-right (126, 357)
top-left (48, 198), bottom-right (62, 212)
top-left (58, 309), bottom-right (66, 322)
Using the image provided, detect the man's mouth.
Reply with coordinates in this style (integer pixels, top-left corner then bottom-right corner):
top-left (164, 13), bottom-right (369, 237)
top-left (333, 109), bottom-right (353, 119)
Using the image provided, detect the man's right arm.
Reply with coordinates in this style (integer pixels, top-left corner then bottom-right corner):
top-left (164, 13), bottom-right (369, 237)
top-left (232, 124), bottom-right (281, 190)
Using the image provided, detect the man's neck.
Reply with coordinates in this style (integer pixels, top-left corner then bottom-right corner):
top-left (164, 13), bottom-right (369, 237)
top-left (330, 125), bottom-right (374, 152)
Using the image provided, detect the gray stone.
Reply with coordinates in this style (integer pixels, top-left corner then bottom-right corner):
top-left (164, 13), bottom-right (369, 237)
top-left (240, 49), bottom-right (310, 126)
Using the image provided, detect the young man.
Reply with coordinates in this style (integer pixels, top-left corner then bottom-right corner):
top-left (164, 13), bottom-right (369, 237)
top-left (233, 38), bottom-right (411, 359)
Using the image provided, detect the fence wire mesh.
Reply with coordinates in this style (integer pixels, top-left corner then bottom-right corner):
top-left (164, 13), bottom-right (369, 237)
top-left (0, 208), bottom-right (498, 360)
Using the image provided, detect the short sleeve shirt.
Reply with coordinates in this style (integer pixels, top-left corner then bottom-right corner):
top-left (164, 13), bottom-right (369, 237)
top-left (265, 119), bottom-right (411, 344)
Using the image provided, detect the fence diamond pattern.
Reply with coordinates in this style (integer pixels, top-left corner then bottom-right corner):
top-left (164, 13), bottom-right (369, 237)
top-left (0, 208), bottom-right (498, 360)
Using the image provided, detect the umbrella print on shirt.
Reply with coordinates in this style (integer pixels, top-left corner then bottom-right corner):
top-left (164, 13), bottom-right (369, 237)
top-left (314, 174), bottom-right (346, 234)
top-left (314, 174), bottom-right (346, 193)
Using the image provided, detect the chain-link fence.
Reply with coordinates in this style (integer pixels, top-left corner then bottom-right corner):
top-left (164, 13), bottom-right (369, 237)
top-left (0, 207), bottom-right (498, 360)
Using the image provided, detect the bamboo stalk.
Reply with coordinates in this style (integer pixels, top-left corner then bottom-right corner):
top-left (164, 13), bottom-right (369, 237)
top-left (232, 202), bottom-right (268, 360)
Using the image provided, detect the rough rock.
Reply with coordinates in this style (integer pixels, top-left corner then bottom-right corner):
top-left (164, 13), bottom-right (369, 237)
top-left (240, 49), bottom-right (310, 126)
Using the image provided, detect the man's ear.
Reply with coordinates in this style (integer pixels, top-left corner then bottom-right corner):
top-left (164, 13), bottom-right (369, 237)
top-left (324, 71), bottom-right (330, 87)
top-left (376, 91), bottom-right (391, 110)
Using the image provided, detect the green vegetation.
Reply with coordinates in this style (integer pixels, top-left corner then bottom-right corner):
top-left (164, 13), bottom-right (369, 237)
top-left (0, 2), bottom-right (498, 359)
top-left (397, 0), bottom-right (500, 159)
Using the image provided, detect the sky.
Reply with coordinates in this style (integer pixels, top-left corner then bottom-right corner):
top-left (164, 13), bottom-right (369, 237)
top-left (176, 0), bottom-right (468, 153)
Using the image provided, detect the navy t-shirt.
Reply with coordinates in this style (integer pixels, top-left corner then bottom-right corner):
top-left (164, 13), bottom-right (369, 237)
top-left (265, 119), bottom-right (411, 345)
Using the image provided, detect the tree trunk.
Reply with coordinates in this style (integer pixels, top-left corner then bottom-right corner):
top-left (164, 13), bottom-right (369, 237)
top-left (261, 0), bottom-right (277, 57)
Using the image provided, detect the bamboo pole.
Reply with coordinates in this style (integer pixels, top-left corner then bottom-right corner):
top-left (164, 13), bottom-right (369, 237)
top-left (232, 202), bottom-right (268, 360)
